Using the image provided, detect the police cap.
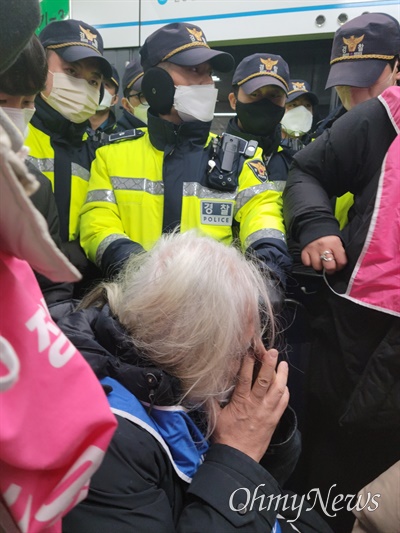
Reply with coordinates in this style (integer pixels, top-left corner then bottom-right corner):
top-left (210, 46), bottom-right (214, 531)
top-left (287, 79), bottom-right (319, 106)
top-left (122, 59), bottom-right (143, 94)
top-left (39, 19), bottom-right (112, 78)
top-left (326, 13), bottom-right (400, 89)
top-left (140, 22), bottom-right (234, 73)
top-left (232, 53), bottom-right (290, 95)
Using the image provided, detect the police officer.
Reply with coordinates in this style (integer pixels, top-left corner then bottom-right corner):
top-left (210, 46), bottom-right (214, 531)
top-left (80, 22), bottom-right (291, 289)
top-left (281, 79), bottom-right (319, 150)
top-left (88, 65), bottom-right (121, 137)
top-left (314, 12), bottom-right (400, 138)
top-left (227, 53), bottom-right (293, 191)
top-left (318, 13), bottom-right (400, 228)
top-left (327, 13), bottom-right (400, 112)
top-left (117, 58), bottom-right (149, 129)
top-left (25, 19), bottom-right (112, 284)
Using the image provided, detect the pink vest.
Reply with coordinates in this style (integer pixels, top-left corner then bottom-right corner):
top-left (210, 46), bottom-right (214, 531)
top-left (334, 87), bottom-right (399, 316)
top-left (0, 252), bottom-right (117, 532)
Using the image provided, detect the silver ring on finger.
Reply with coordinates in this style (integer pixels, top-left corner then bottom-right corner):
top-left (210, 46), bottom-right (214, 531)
top-left (320, 250), bottom-right (335, 262)
top-left (256, 377), bottom-right (270, 388)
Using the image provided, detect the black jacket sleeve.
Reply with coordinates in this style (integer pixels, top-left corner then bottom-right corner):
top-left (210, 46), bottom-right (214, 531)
top-left (181, 444), bottom-right (332, 533)
top-left (62, 417), bottom-right (286, 533)
top-left (27, 161), bottom-right (74, 303)
top-left (101, 238), bottom-right (145, 278)
top-left (62, 415), bottom-right (332, 533)
top-left (283, 97), bottom-right (394, 251)
top-left (27, 161), bottom-right (62, 249)
top-left (62, 417), bottom-right (179, 533)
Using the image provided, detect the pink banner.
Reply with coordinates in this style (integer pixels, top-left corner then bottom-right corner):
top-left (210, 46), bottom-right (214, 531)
top-left (336, 87), bottom-right (400, 316)
top-left (0, 252), bottom-right (117, 532)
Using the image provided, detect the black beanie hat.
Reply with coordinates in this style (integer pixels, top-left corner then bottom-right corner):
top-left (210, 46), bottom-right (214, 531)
top-left (0, 0), bottom-right (41, 73)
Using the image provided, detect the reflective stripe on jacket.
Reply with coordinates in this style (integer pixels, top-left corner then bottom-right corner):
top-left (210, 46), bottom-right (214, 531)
top-left (26, 123), bottom-right (90, 242)
top-left (80, 122), bottom-right (286, 272)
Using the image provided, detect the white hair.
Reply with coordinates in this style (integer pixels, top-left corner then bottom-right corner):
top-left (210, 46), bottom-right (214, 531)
top-left (83, 231), bottom-right (275, 436)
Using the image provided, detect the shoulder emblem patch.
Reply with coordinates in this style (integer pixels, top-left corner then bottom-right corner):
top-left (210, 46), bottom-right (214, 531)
top-left (108, 128), bottom-right (145, 144)
top-left (247, 159), bottom-right (268, 183)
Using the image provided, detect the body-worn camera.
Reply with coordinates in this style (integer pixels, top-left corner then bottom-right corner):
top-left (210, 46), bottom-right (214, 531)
top-left (206, 133), bottom-right (258, 192)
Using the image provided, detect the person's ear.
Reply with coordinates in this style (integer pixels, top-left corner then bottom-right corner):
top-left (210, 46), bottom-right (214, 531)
top-left (228, 92), bottom-right (237, 111)
top-left (393, 59), bottom-right (400, 85)
top-left (99, 84), bottom-right (105, 104)
top-left (121, 97), bottom-right (132, 113)
top-left (111, 94), bottom-right (119, 106)
top-left (141, 67), bottom-right (175, 115)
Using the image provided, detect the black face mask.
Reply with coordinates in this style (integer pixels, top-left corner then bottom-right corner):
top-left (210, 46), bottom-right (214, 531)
top-left (235, 98), bottom-right (285, 137)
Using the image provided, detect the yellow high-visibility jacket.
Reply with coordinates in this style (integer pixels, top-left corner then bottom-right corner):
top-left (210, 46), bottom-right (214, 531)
top-left (335, 192), bottom-right (355, 229)
top-left (80, 115), bottom-right (290, 281)
top-left (26, 99), bottom-right (92, 242)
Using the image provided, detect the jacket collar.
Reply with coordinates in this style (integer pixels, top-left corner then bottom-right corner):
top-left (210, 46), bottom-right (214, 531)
top-left (102, 376), bottom-right (208, 483)
top-left (89, 109), bottom-right (118, 134)
top-left (226, 116), bottom-right (281, 159)
top-left (147, 110), bottom-right (211, 152)
top-left (117, 108), bottom-right (147, 130)
top-left (32, 95), bottom-right (88, 146)
top-left (59, 304), bottom-right (183, 406)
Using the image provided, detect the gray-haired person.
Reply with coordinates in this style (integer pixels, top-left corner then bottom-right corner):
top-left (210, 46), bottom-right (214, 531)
top-left (60, 231), bottom-right (333, 533)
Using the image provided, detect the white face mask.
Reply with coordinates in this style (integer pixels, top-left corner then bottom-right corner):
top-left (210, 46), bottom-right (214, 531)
top-left (174, 84), bottom-right (218, 123)
top-left (125, 98), bottom-right (149, 124)
top-left (41, 71), bottom-right (100, 123)
top-left (97, 89), bottom-right (114, 111)
top-left (281, 105), bottom-right (313, 137)
top-left (2, 106), bottom-right (36, 139)
top-left (131, 102), bottom-right (149, 124)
